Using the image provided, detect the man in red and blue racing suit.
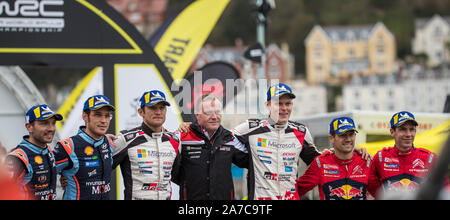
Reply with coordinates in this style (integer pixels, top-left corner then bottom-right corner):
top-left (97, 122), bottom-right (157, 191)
top-left (368, 111), bottom-right (449, 198)
top-left (297, 117), bottom-right (373, 200)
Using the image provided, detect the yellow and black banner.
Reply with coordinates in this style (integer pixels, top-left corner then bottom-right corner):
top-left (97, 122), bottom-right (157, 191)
top-left (151, 0), bottom-right (230, 82)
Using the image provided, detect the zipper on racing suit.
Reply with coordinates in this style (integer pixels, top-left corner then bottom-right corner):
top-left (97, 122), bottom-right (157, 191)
top-left (153, 132), bottom-right (162, 200)
top-left (274, 124), bottom-right (284, 200)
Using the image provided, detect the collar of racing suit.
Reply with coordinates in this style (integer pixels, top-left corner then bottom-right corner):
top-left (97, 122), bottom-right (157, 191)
top-left (332, 152), bottom-right (356, 165)
top-left (20, 135), bottom-right (51, 155)
top-left (78, 126), bottom-right (106, 147)
top-left (266, 117), bottom-right (288, 130)
top-left (141, 122), bottom-right (165, 139)
top-left (394, 145), bottom-right (416, 156)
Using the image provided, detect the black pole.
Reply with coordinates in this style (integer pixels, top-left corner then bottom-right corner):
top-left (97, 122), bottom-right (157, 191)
top-left (103, 64), bottom-right (117, 200)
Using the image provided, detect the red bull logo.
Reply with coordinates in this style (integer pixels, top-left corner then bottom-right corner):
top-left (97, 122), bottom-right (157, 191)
top-left (387, 179), bottom-right (420, 191)
top-left (328, 185), bottom-right (363, 200)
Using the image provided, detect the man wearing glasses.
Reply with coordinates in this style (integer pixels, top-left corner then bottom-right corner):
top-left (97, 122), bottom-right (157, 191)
top-left (53, 95), bottom-right (115, 200)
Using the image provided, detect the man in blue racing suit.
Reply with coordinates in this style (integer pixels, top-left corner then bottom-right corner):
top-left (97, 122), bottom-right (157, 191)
top-left (54, 95), bottom-right (115, 200)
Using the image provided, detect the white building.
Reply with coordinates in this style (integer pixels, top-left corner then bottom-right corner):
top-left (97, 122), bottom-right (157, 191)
top-left (412, 14), bottom-right (450, 67)
top-left (343, 64), bottom-right (450, 113)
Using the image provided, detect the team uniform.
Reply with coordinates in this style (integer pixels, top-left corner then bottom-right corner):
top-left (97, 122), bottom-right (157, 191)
top-left (297, 151), bottom-right (371, 200)
top-left (54, 126), bottom-right (114, 200)
top-left (368, 146), bottom-right (448, 197)
top-left (113, 123), bottom-right (180, 200)
top-left (368, 111), bottom-right (450, 197)
top-left (7, 137), bottom-right (57, 200)
top-left (5, 104), bottom-right (62, 200)
top-left (233, 118), bottom-right (320, 200)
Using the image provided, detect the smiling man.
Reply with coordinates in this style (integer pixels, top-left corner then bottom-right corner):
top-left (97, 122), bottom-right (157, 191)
top-left (232, 83), bottom-right (321, 200)
top-left (296, 117), bottom-right (373, 200)
top-left (172, 93), bottom-right (249, 200)
top-left (7, 104), bottom-right (63, 200)
top-left (368, 111), bottom-right (449, 198)
top-left (53, 95), bottom-right (115, 200)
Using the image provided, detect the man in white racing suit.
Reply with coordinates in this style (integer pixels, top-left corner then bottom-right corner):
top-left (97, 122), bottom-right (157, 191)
top-left (113, 90), bottom-right (180, 200)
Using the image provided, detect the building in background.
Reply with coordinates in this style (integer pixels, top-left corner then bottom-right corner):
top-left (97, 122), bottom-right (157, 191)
top-left (412, 14), bottom-right (450, 67)
top-left (189, 40), bottom-right (294, 82)
top-left (304, 22), bottom-right (396, 85)
top-left (107, 0), bottom-right (168, 38)
top-left (342, 64), bottom-right (450, 113)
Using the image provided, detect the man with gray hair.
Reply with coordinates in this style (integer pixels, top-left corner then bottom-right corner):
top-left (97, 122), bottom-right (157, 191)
top-left (172, 93), bottom-right (249, 200)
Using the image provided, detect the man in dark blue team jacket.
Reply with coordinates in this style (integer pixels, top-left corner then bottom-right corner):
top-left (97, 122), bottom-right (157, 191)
top-left (54, 95), bottom-right (115, 200)
top-left (7, 104), bottom-right (63, 200)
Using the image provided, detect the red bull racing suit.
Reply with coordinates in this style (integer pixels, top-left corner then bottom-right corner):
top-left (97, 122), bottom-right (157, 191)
top-left (233, 118), bottom-right (320, 200)
top-left (296, 151), bottom-right (371, 200)
top-left (368, 146), bottom-right (449, 197)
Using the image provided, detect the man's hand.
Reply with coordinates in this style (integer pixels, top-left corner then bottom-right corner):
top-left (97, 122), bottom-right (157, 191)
top-left (354, 147), bottom-right (372, 160)
top-left (59, 175), bottom-right (68, 189)
top-left (105, 133), bottom-right (117, 140)
top-left (177, 122), bottom-right (192, 133)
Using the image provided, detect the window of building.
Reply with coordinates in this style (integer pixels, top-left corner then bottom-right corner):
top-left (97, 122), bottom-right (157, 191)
top-left (315, 64), bottom-right (323, 73)
top-left (372, 103), bottom-right (379, 111)
top-left (346, 31), bottom-right (355, 43)
top-left (376, 36), bottom-right (385, 55)
top-left (348, 48), bottom-right (355, 59)
top-left (376, 62), bottom-right (385, 72)
top-left (332, 48), bottom-right (338, 60)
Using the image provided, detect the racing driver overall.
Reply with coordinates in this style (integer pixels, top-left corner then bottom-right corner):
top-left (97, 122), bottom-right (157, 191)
top-left (297, 151), bottom-right (372, 200)
top-left (54, 126), bottom-right (114, 200)
top-left (233, 118), bottom-right (321, 200)
top-left (113, 123), bottom-right (179, 200)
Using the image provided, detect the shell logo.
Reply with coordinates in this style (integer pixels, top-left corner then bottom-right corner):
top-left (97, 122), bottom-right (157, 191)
top-left (34, 156), bottom-right (43, 164)
top-left (84, 146), bottom-right (94, 155)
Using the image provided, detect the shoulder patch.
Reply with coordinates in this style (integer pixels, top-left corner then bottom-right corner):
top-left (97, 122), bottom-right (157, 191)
top-left (164, 131), bottom-right (180, 142)
top-left (120, 126), bottom-right (141, 135)
top-left (428, 153), bottom-right (435, 164)
top-left (248, 118), bottom-right (261, 129)
top-left (124, 132), bottom-right (138, 142)
top-left (288, 121), bottom-right (306, 133)
top-left (120, 126), bottom-right (143, 139)
top-left (121, 128), bottom-right (144, 142)
top-left (9, 148), bottom-right (29, 167)
top-left (59, 138), bottom-right (74, 155)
